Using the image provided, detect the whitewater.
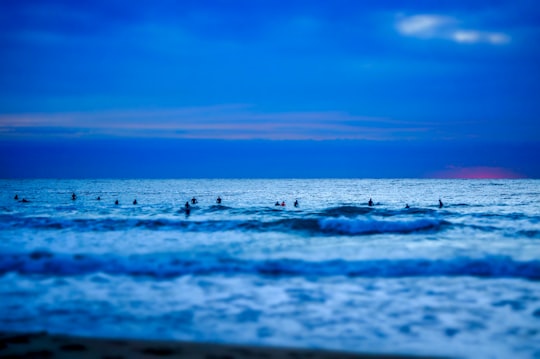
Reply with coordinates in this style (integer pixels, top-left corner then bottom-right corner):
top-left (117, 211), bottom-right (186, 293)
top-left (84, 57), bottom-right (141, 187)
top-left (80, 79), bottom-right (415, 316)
top-left (0, 179), bottom-right (539, 358)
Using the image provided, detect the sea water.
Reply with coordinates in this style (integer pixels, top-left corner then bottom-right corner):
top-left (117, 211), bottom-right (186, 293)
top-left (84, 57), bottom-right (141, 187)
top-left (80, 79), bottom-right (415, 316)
top-left (0, 179), bottom-right (539, 358)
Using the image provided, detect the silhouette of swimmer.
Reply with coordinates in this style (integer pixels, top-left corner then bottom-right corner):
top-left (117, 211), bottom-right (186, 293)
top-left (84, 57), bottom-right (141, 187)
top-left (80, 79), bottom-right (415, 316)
top-left (14, 194), bottom-right (18, 200)
top-left (115, 200), bottom-right (119, 205)
top-left (185, 201), bottom-right (191, 215)
top-left (439, 199), bottom-right (444, 208)
top-left (21, 198), bottom-right (30, 203)
top-left (185, 201), bottom-right (190, 209)
top-left (216, 196), bottom-right (222, 204)
top-left (281, 201), bottom-right (286, 207)
top-left (133, 199), bottom-right (137, 205)
top-left (97, 196), bottom-right (101, 201)
top-left (191, 197), bottom-right (198, 205)
top-left (275, 201), bottom-right (280, 206)
top-left (368, 198), bottom-right (374, 206)
top-left (72, 193), bottom-right (77, 201)
top-left (294, 200), bottom-right (299, 207)
top-left (405, 203), bottom-right (410, 209)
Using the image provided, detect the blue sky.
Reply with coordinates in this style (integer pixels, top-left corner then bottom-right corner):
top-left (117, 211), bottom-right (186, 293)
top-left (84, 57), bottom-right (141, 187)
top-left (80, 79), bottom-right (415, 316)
top-left (1, 1), bottom-right (539, 178)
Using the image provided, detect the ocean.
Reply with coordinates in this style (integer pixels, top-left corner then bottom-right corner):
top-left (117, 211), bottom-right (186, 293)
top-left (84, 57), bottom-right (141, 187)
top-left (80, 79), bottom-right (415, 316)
top-left (0, 179), bottom-right (539, 358)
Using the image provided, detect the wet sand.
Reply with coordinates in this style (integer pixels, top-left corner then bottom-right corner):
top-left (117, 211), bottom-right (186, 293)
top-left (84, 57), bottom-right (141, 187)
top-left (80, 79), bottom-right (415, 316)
top-left (0, 331), bottom-right (446, 359)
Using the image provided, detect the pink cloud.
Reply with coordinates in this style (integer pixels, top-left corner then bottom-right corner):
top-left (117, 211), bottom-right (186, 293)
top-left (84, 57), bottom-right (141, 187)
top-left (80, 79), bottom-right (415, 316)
top-left (0, 105), bottom-right (428, 141)
top-left (429, 166), bottom-right (525, 179)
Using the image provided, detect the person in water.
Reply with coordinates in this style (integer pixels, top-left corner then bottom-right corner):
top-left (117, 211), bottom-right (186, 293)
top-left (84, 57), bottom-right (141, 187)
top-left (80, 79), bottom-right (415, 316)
top-left (14, 194), bottom-right (19, 200)
top-left (21, 198), bottom-right (29, 203)
top-left (115, 200), bottom-right (119, 205)
top-left (439, 199), bottom-right (443, 208)
top-left (133, 199), bottom-right (137, 205)
top-left (97, 196), bottom-right (101, 201)
top-left (216, 196), bottom-right (222, 204)
top-left (191, 197), bottom-right (198, 205)
top-left (368, 198), bottom-right (374, 206)
top-left (294, 200), bottom-right (299, 207)
top-left (405, 203), bottom-right (410, 209)
top-left (185, 201), bottom-right (190, 209)
top-left (281, 201), bottom-right (286, 207)
top-left (72, 193), bottom-right (77, 200)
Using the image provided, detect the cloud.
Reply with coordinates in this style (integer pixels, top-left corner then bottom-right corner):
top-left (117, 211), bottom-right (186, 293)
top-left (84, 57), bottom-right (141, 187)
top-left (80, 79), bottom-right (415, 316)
top-left (0, 105), bottom-right (428, 141)
top-left (396, 15), bottom-right (455, 38)
top-left (396, 14), bottom-right (511, 45)
top-left (452, 30), bottom-right (510, 44)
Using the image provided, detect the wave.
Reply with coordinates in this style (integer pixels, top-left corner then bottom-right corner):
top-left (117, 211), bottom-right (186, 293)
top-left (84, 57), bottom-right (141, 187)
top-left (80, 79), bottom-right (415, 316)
top-left (206, 205), bottom-right (233, 212)
top-left (320, 205), bottom-right (436, 217)
top-left (472, 212), bottom-right (538, 221)
top-left (518, 229), bottom-right (540, 238)
top-left (0, 215), bottom-right (184, 231)
top-left (1, 251), bottom-right (538, 280)
top-left (319, 218), bottom-right (447, 235)
top-left (0, 215), bottom-right (448, 236)
top-left (321, 205), bottom-right (373, 217)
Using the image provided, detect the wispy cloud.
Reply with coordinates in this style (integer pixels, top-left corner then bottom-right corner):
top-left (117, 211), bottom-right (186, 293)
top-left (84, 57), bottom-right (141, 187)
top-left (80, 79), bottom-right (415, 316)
top-left (396, 15), bottom-right (455, 38)
top-left (0, 105), bottom-right (430, 141)
top-left (396, 14), bottom-right (511, 45)
top-left (452, 30), bottom-right (510, 44)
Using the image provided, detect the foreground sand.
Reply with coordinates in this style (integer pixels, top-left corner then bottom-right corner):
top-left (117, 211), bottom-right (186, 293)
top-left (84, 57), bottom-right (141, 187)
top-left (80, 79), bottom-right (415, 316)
top-left (0, 331), bottom-right (447, 359)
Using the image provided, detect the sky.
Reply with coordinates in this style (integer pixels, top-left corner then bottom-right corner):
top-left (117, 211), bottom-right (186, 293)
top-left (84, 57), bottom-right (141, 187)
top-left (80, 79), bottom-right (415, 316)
top-left (1, 0), bottom-right (539, 178)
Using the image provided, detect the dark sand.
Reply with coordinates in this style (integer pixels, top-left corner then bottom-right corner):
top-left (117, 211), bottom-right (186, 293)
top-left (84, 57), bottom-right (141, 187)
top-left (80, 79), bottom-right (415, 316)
top-left (0, 332), bottom-right (448, 359)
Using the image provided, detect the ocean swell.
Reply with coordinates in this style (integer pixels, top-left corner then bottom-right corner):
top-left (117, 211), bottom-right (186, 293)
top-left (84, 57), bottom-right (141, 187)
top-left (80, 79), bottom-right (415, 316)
top-left (0, 215), bottom-right (448, 236)
top-left (1, 251), bottom-right (538, 280)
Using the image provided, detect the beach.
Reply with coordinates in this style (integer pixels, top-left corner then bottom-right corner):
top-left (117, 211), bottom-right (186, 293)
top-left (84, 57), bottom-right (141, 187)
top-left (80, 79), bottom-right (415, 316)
top-left (0, 331), bottom-right (442, 359)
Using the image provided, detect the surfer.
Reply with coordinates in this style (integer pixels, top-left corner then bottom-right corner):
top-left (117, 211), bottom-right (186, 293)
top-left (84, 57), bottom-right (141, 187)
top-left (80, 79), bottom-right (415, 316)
top-left (294, 200), bottom-right (299, 207)
top-left (281, 201), bottom-right (286, 207)
top-left (216, 196), bottom-right (222, 204)
top-left (439, 199), bottom-right (443, 208)
top-left (405, 203), bottom-right (410, 209)
top-left (368, 198), bottom-right (374, 206)
top-left (133, 199), bottom-right (137, 205)
top-left (72, 193), bottom-right (77, 201)
top-left (21, 198), bottom-right (30, 203)
top-left (275, 201), bottom-right (280, 206)
top-left (115, 200), bottom-right (119, 205)
top-left (185, 201), bottom-right (191, 215)
top-left (14, 194), bottom-right (18, 200)
top-left (97, 196), bottom-right (101, 201)
top-left (191, 197), bottom-right (198, 205)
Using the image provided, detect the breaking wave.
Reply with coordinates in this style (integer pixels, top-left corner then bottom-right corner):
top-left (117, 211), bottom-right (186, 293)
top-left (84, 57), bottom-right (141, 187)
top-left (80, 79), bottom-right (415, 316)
top-left (319, 217), bottom-right (447, 235)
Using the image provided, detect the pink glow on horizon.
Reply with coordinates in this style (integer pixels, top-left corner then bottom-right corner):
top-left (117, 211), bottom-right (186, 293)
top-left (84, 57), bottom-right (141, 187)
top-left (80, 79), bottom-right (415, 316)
top-left (429, 166), bottom-right (525, 179)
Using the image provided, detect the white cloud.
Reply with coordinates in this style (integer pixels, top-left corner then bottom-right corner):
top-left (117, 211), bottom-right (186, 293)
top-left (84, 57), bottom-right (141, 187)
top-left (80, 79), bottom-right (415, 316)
top-left (452, 30), bottom-right (510, 44)
top-left (396, 14), bottom-right (511, 45)
top-left (452, 30), bottom-right (481, 43)
top-left (396, 15), bottom-right (454, 38)
top-left (487, 33), bottom-right (511, 45)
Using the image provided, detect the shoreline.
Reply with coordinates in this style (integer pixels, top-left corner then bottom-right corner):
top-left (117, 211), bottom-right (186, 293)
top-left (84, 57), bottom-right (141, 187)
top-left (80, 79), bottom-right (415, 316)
top-left (0, 331), bottom-right (447, 359)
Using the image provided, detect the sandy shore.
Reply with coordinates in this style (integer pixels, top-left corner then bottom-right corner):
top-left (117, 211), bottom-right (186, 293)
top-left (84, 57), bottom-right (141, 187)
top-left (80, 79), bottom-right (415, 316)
top-left (0, 331), bottom-right (446, 359)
